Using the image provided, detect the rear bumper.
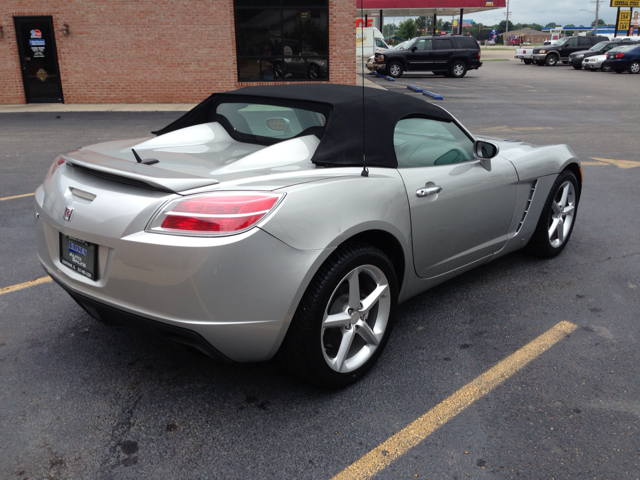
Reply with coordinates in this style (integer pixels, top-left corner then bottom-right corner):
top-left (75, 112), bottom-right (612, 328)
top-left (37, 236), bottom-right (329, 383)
top-left (35, 189), bottom-right (328, 362)
top-left (50, 273), bottom-right (232, 361)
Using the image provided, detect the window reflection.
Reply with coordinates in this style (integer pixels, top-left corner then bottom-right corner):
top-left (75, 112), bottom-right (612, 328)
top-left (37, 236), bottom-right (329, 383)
top-left (234, 2), bottom-right (329, 82)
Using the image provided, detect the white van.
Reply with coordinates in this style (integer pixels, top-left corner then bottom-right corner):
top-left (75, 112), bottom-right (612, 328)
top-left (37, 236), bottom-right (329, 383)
top-left (356, 27), bottom-right (390, 57)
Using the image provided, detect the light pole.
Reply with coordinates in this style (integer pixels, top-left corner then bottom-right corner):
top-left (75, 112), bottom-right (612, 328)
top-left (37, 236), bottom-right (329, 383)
top-left (582, 0), bottom-right (602, 35)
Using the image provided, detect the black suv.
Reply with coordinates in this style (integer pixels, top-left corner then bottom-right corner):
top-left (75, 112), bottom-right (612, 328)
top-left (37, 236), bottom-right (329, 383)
top-left (568, 39), bottom-right (640, 69)
top-left (532, 36), bottom-right (609, 66)
top-left (374, 35), bottom-right (482, 78)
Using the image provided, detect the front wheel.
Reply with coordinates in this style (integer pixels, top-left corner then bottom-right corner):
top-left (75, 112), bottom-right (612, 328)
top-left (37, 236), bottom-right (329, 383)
top-left (545, 55), bottom-right (559, 66)
top-left (308, 63), bottom-right (321, 80)
top-left (387, 61), bottom-right (403, 78)
top-left (629, 61), bottom-right (640, 74)
top-left (602, 64), bottom-right (612, 72)
top-left (526, 170), bottom-right (579, 258)
top-left (449, 61), bottom-right (467, 78)
top-left (279, 243), bottom-right (398, 388)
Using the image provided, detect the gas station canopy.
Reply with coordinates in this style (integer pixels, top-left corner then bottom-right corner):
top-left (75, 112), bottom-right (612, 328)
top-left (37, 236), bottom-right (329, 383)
top-left (356, 0), bottom-right (506, 18)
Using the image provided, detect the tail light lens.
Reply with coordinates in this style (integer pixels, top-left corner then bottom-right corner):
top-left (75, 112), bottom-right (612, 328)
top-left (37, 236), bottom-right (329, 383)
top-left (46, 155), bottom-right (66, 180)
top-left (478, 51), bottom-right (481, 59)
top-left (147, 192), bottom-right (284, 236)
top-left (615, 53), bottom-right (625, 58)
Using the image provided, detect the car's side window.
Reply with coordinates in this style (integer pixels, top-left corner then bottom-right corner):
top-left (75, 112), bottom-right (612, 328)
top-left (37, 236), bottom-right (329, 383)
top-left (415, 39), bottom-right (432, 51)
top-left (566, 37), bottom-right (578, 47)
top-left (394, 117), bottom-right (475, 168)
top-left (578, 37), bottom-right (590, 46)
top-left (434, 39), bottom-right (453, 50)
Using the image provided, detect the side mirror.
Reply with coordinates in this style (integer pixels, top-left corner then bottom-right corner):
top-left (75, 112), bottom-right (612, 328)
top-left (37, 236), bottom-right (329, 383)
top-left (473, 140), bottom-right (499, 171)
top-left (411, 46), bottom-right (417, 52)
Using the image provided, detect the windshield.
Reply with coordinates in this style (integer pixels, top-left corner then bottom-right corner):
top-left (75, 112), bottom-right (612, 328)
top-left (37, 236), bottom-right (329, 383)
top-left (590, 42), bottom-right (608, 52)
top-left (391, 41), bottom-right (409, 50)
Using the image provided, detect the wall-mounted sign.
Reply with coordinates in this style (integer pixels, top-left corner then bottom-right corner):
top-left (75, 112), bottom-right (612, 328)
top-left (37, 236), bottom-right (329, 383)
top-left (611, 0), bottom-right (640, 7)
top-left (355, 18), bottom-right (373, 28)
top-left (30, 29), bottom-right (42, 38)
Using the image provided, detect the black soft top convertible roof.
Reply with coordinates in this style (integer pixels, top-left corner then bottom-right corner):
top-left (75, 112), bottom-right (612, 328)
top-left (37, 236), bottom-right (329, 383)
top-left (153, 84), bottom-right (455, 168)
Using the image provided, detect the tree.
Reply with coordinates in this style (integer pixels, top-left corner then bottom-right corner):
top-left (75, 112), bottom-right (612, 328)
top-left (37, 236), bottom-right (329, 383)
top-left (397, 18), bottom-right (418, 40)
top-left (497, 20), bottom-right (515, 33)
top-left (530, 23), bottom-right (543, 31)
top-left (591, 18), bottom-right (606, 27)
top-left (442, 21), bottom-right (452, 33)
top-left (382, 23), bottom-right (397, 38)
top-left (545, 22), bottom-right (558, 28)
top-left (565, 24), bottom-right (575, 27)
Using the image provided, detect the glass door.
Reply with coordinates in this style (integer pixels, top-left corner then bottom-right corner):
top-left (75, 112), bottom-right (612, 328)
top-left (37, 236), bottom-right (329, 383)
top-left (14, 16), bottom-right (64, 103)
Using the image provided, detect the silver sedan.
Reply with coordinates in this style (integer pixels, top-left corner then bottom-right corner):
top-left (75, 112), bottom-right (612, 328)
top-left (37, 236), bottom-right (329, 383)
top-left (35, 85), bottom-right (581, 388)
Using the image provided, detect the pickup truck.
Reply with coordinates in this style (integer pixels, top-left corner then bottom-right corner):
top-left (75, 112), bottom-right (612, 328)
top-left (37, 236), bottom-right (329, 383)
top-left (514, 47), bottom-right (536, 64)
top-left (532, 35), bottom-right (609, 66)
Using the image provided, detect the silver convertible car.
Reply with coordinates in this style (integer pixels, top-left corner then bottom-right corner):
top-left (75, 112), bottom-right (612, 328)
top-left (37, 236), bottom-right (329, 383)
top-left (35, 85), bottom-right (581, 388)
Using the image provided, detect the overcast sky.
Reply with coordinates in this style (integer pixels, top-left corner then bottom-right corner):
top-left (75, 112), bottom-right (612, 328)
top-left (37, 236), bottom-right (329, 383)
top-left (468, 0), bottom-right (619, 27)
top-left (387, 0), bottom-right (621, 28)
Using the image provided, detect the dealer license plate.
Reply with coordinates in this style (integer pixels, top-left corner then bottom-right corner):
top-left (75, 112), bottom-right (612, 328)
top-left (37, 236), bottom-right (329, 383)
top-left (60, 234), bottom-right (98, 280)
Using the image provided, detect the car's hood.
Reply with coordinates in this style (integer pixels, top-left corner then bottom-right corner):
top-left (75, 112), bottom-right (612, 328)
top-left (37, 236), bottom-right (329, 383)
top-left (570, 49), bottom-right (592, 56)
top-left (476, 137), bottom-right (576, 181)
top-left (62, 122), bottom-right (330, 194)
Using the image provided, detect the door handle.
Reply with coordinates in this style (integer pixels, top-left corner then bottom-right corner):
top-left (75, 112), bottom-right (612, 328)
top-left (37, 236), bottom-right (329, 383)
top-left (416, 186), bottom-right (442, 197)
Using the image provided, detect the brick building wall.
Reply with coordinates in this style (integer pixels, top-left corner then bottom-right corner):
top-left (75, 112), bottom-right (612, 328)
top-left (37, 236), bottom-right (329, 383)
top-left (0, 1), bottom-right (356, 105)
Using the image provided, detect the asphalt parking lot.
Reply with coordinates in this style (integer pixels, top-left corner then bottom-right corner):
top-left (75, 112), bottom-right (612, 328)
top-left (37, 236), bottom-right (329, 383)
top-left (1, 56), bottom-right (639, 479)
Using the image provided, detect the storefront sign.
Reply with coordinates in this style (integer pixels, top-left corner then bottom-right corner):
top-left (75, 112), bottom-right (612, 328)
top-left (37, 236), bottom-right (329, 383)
top-left (610, 0), bottom-right (640, 6)
top-left (355, 18), bottom-right (373, 28)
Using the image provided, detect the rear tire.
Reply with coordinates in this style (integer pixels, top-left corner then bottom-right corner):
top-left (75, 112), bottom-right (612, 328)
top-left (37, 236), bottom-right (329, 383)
top-left (629, 61), bottom-right (640, 74)
top-left (279, 243), bottom-right (398, 389)
top-left (526, 170), bottom-right (579, 259)
top-left (387, 61), bottom-right (403, 78)
top-left (449, 61), bottom-right (467, 78)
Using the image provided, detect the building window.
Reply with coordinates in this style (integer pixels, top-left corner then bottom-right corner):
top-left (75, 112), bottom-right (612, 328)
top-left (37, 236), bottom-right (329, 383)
top-left (234, 0), bottom-right (329, 82)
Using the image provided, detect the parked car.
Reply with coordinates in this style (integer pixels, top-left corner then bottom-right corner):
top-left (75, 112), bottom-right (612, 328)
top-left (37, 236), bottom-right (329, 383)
top-left (569, 39), bottom-right (640, 69)
top-left (506, 36), bottom-right (521, 46)
top-left (582, 53), bottom-right (611, 71)
top-left (374, 35), bottom-right (482, 78)
top-left (274, 52), bottom-right (327, 80)
top-left (603, 43), bottom-right (640, 73)
top-left (514, 47), bottom-right (536, 64)
top-left (35, 85), bottom-right (581, 388)
top-left (532, 35), bottom-right (609, 66)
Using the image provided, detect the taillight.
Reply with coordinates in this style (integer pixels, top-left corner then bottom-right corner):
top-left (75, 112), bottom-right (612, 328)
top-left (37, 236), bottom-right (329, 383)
top-left (46, 155), bottom-right (66, 180)
top-left (147, 192), bottom-right (284, 236)
top-left (615, 53), bottom-right (625, 58)
top-left (478, 51), bottom-right (481, 59)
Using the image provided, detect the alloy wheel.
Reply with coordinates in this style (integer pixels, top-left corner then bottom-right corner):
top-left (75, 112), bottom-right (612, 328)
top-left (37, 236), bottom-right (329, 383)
top-left (548, 180), bottom-right (576, 248)
top-left (321, 264), bottom-right (391, 373)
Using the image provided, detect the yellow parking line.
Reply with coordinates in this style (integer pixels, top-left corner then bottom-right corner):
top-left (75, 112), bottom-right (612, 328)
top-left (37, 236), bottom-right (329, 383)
top-left (332, 321), bottom-right (578, 480)
top-left (0, 192), bottom-right (35, 202)
top-left (0, 276), bottom-right (52, 296)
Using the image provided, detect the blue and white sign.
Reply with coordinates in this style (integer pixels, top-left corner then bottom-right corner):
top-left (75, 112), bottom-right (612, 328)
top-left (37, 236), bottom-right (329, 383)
top-left (29, 39), bottom-right (45, 46)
